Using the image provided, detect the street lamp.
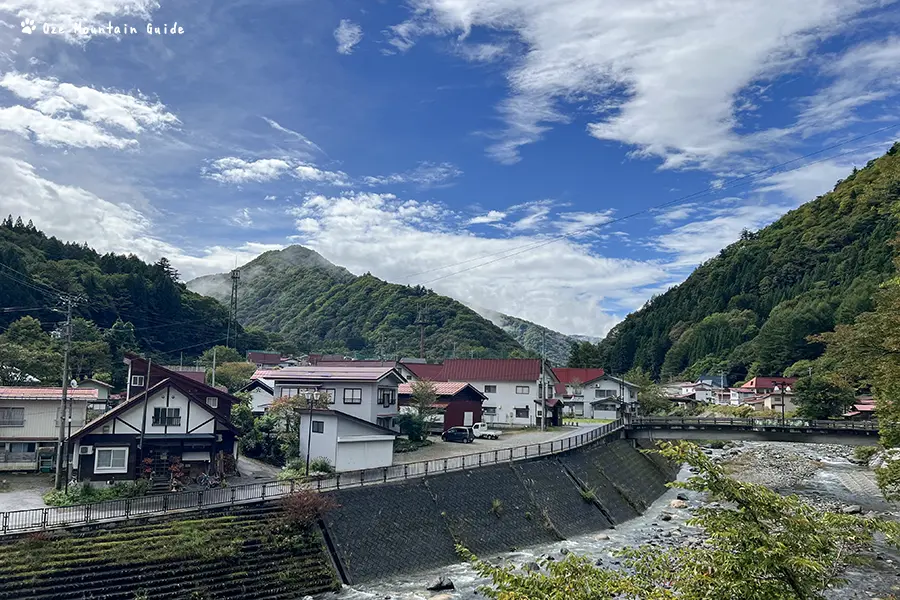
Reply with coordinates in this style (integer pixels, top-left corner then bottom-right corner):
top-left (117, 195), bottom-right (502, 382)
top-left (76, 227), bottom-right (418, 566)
top-left (303, 390), bottom-right (321, 476)
top-left (774, 385), bottom-right (791, 424)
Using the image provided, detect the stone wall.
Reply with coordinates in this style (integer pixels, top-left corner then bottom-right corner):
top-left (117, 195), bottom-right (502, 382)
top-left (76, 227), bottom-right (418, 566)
top-left (559, 443), bottom-right (640, 524)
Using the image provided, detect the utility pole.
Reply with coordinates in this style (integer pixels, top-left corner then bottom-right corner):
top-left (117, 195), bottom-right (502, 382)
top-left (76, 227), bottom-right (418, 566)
top-left (226, 269), bottom-right (240, 348)
top-left (414, 306), bottom-right (429, 360)
top-left (541, 330), bottom-right (546, 431)
top-left (54, 296), bottom-right (73, 490)
top-left (211, 346), bottom-right (217, 388)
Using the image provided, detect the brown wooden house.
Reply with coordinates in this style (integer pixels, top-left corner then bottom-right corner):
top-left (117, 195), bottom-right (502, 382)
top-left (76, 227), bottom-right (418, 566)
top-left (398, 382), bottom-right (486, 431)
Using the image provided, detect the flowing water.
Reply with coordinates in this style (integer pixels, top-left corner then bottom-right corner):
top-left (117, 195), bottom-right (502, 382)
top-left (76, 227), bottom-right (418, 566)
top-left (332, 442), bottom-right (899, 600)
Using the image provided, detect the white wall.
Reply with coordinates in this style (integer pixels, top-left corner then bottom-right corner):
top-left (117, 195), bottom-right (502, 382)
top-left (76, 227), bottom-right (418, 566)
top-left (470, 380), bottom-right (539, 426)
top-left (112, 386), bottom-right (216, 435)
top-left (0, 398), bottom-right (87, 440)
top-left (249, 387), bottom-right (273, 414)
top-left (299, 412), bottom-right (395, 472)
top-left (272, 380), bottom-right (400, 428)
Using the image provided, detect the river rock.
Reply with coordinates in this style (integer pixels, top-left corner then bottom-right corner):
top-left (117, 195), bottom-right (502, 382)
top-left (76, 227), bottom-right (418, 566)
top-left (594, 533), bottom-right (610, 541)
top-left (676, 493), bottom-right (689, 501)
top-left (426, 577), bottom-right (455, 591)
top-left (560, 547), bottom-right (570, 556)
top-left (842, 505), bottom-right (863, 515)
top-left (669, 499), bottom-right (688, 509)
top-left (660, 512), bottom-right (672, 521)
top-left (523, 561), bottom-right (541, 572)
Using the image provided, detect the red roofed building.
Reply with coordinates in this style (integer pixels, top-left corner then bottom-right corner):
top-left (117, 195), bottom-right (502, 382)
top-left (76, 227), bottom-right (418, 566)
top-left (844, 395), bottom-right (877, 420)
top-left (398, 382), bottom-right (487, 431)
top-left (1, 387), bottom-right (97, 472)
top-left (402, 358), bottom-right (560, 427)
top-left (739, 377), bottom-right (798, 395)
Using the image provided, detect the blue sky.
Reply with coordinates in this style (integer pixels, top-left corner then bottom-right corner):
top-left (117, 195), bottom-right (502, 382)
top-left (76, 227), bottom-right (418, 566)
top-left (0, 0), bottom-right (898, 337)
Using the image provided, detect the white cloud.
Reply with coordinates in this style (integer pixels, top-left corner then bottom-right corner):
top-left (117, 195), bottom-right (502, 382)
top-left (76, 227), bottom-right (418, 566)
top-left (653, 203), bottom-right (700, 225)
top-left (363, 161), bottom-right (462, 187)
top-left (262, 117), bottom-right (324, 155)
top-left (454, 42), bottom-right (507, 62)
top-left (0, 72), bottom-right (178, 149)
top-left (334, 19), bottom-right (363, 55)
top-left (231, 208), bottom-right (253, 228)
top-left (295, 163), bottom-right (351, 186)
top-left (796, 37), bottom-right (900, 133)
top-left (203, 157), bottom-right (293, 184)
top-left (288, 191), bottom-right (670, 336)
top-left (389, 0), bottom-right (885, 165)
top-left (0, 155), bottom-right (282, 280)
top-left (556, 211), bottom-right (614, 236)
top-left (468, 210), bottom-right (506, 224)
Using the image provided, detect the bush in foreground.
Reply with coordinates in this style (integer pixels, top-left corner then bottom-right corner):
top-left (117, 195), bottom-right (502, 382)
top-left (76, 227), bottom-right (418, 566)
top-left (462, 441), bottom-right (900, 600)
top-left (43, 480), bottom-right (151, 507)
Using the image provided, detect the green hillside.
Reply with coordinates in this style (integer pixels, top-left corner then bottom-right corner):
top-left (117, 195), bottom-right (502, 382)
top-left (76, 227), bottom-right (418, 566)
top-left (591, 142), bottom-right (900, 383)
top-left (473, 307), bottom-right (579, 366)
top-left (187, 246), bottom-right (525, 359)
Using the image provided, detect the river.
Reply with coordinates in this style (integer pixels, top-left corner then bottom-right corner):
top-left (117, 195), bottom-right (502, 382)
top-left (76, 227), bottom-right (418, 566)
top-left (332, 441), bottom-right (900, 600)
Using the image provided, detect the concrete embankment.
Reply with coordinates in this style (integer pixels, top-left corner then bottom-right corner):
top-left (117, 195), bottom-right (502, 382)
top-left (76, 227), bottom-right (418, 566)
top-left (0, 438), bottom-right (674, 597)
top-left (323, 438), bottom-right (673, 584)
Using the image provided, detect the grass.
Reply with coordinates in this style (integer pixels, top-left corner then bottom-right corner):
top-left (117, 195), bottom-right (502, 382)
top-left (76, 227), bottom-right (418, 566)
top-left (580, 488), bottom-right (597, 502)
top-left (490, 498), bottom-right (504, 517)
top-left (393, 438), bottom-right (434, 453)
top-left (853, 445), bottom-right (880, 463)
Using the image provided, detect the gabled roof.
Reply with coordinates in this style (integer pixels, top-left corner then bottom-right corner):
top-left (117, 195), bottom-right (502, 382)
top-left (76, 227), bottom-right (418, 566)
top-left (0, 387), bottom-right (98, 401)
top-left (397, 381), bottom-right (487, 399)
top-left (440, 359), bottom-right (543, 382)
top-left (81, 378), bottom-right (113, 389)
top-left (71, 377), bottom-right (240, 438)
top-left (740, 376), bottom-right (798, 390)
top-left (251, 366), bottom-right (404, 383)
top-left (551, 368), bottom-right (606, 385)
top-left (310, 408), bottom-right (397, 435)
top-left (240, 379), bottom-right (273, 394)
top-left (534, 397), bottom-right (562, 407)
top-left (400, 361), bottom-right (447, 381)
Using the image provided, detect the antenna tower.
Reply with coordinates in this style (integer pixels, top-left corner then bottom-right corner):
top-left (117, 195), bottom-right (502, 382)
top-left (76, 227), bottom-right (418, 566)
top-left (226, 269), bottom-right (240, 347)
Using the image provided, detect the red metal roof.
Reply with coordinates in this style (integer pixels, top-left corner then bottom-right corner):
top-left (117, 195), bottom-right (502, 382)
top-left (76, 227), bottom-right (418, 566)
top-left (252, 366), bottom-right (400, 382)
top-left (853, 404), bottom-right (876, 412)
top-left (401, 362), bottom-right (447, 381)
top-left (551, 368), bottom-right (606, 385)
top-left (554, 382), bottom-right (569, 396)
top-left (440, 359), bottom-right (542, 382)
top-left (740, 377), bottom-right (797, 390)
top-left (0, 387), bottom-right (98, 400)
top-left (534, 397), bottom-right (562, 407)
top-left (398, 382), bottom-right (468, 396)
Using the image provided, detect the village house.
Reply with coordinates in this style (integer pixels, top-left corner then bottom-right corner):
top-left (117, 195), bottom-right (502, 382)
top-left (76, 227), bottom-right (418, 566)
top-left (398, 381), bottom-right (487, 431)
top-left (247, 366), bottom-right (404, 472)
top-left (845, 395), bottom-right (876, 420)
top-left (552, 368), bottom-right (640, 419)
top-left (0, 386), bottom-right (95, 472)
top-left (247, 350), bottom-right (283, 369)
top-left (403, 359), bottom-right (561, 427)
top-left (744, 387), bottom-right (797, 415)
top-left (69, 355), bottom-right (241, 483)
top-left (248, 365), bottom-right (405, 430)
top-left (77, 378), bottom-right (113, 412)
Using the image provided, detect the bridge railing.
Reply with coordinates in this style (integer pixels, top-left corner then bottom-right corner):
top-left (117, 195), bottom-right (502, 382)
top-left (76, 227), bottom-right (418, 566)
top-left (631, 416), bottom-right (879, 431)
top-left (0, 419), bottom-right (625, 536)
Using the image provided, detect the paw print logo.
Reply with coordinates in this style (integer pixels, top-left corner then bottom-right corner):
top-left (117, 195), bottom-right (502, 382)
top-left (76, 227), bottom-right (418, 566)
top-left (20, 19), bottom-right (36, 34)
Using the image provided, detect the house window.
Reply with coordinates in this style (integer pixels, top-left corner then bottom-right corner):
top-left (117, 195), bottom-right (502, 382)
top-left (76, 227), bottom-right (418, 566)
top-left (325, 389), bottom-right (337, 404)
top-left (130, 375), bottom-right (145, 387)
top-left (312, 420), bottom-right (324, 434)
top-left (95, 447), bottom-right (128, 474)
top-left (484, 385), bottom-right (497, 394)
top-left (515, 407), bottom-right (530, 419)
top-left (279, 387), bottom-right (301, 399)
top-left (376, 417), bottom-right (395, 429)
top-left (343, 388), bottom-right (362, 404)
top-left (206, 396), bottom-right (219, 409)
top-left (8, 442), bottom-right (35, 453)
top-left (573, 404), bottom-right (584, 416)
top-left (152, 407), bottom-right (181, 426)
top-left (483, 407), bottom-right (497, 416)
top-left (378, 388), bottom-right (396, 406)
top-left (595, 389), bottom-right (616, 398)
top-left (0, 407), bottom-right (25, 426)
top-left (515, 386), bottom-right (530, 395)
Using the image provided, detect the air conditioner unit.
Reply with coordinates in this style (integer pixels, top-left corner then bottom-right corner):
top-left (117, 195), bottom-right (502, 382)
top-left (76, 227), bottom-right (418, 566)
top-left (79, 445), bottom-right (93, 455)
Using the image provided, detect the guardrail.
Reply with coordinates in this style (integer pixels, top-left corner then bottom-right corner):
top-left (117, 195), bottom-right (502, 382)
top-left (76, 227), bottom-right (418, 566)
top-left (632, 416), bottom-right (879, 431)
top-left (0, 419), bottom-right (624, 536)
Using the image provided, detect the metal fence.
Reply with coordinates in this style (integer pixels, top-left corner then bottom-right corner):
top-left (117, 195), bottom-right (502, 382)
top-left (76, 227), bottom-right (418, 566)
top-left (632, 416), bottom-right (879, 431)
top-left (0, 419), bottom-right (624, 535)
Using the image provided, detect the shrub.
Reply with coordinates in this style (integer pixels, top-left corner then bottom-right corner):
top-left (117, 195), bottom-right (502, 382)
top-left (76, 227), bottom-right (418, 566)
top-left (854, 445), bottom-right (880, 463)
top-left (42, 479), bottom-right (151, 506)
top-left (490, 498), bottom-right (503, 517)
top-left (393, 438), bottom-right (434, 453)
top-left (281, 490), bottom-right (337, 526)
top-left (579, 488), bottom-right (597, 503)
top-left (309, 457), bottom-right (335, 474)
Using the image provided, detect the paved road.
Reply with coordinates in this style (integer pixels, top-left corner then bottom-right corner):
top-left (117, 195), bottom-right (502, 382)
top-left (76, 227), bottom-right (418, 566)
top-left (393, 424), bottom-right (602, 464)
top-left (0, 473), bottom-right (52, 512)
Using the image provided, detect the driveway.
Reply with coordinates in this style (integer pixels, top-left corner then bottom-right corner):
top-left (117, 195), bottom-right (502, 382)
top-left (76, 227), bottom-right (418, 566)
top-left (0, 473), bottom-right (53, 512)
top-left (233, 455), bottom-right (281, 484)
top-left (394, 424), bottom-right (602, 464)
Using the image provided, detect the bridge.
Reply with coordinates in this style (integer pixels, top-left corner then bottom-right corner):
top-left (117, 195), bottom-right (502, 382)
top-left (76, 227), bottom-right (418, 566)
top-left (626, 416), bottom-right (879, 445)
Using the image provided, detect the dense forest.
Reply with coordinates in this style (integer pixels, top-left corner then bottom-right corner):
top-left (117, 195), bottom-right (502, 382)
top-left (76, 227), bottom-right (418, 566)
top-left (0, 219), bottom-right (291, 388)
top-left (570, 142), bottom-right (900, 384)
top-left (187, 245), bottom-right (526, 359)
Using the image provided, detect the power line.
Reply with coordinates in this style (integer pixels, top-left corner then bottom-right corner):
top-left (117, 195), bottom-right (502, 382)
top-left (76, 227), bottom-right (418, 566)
top-left (413, 127), bottom-right (898, 286)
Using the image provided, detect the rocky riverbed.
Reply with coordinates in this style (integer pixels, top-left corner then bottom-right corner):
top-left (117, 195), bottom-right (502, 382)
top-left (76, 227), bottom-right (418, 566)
top-left (333, 441), bottom-right (900, 600)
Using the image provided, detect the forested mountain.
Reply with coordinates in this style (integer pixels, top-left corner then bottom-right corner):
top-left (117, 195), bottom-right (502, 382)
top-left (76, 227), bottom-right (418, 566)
top-left (0, 218), bottom-right (288, 388)
top-left (187, 246), bottom-right (525, 359)
top-left (581, 143), bottom-right (900, 384)
top-left (471, 307), bottom-right (577, 366)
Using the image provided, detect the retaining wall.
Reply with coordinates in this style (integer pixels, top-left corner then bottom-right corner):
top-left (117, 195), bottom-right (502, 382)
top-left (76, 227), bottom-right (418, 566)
top-left (558, 442), bottom-right (640, 524)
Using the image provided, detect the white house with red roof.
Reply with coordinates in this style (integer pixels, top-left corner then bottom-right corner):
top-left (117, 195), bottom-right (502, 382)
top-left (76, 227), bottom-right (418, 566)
top-left (403, 359), bottom-right (559, 427)
top-left (552, 368), bottom-right (639, 419)
top-left (0, 386), bottom-right (96, 472)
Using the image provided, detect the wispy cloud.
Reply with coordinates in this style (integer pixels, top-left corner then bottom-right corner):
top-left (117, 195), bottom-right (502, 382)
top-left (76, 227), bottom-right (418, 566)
top-left (334, 19), bottom-right (363, 55)
top-left (262, 116), bottom-right (324, 154)
top-left (363, 161), bottom-right (462, 188)
top-left (203, 157), bottom-right (293, 184)
top-left (468, 210), bottom-right (507, 225)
